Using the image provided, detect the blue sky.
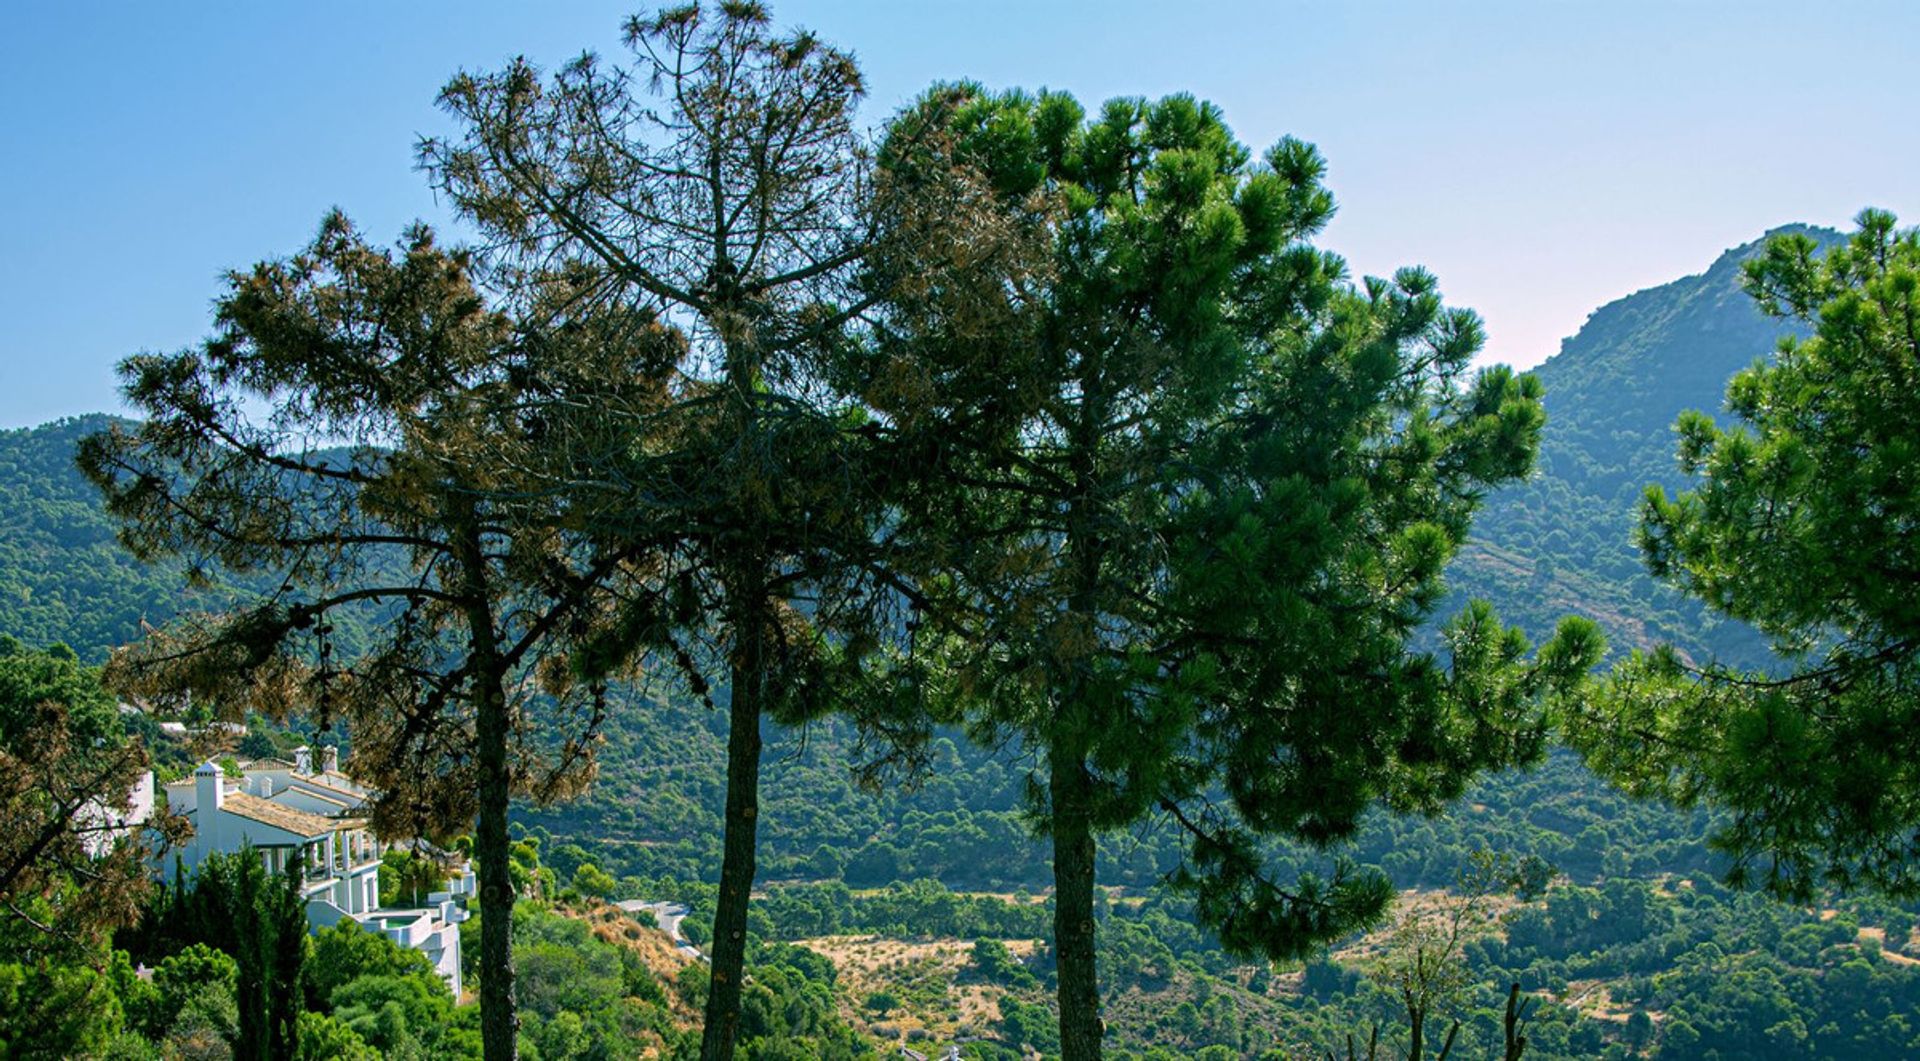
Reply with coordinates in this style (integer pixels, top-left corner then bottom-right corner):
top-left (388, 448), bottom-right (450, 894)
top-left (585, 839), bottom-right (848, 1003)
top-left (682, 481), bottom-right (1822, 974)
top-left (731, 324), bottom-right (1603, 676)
top-left (2, 1), bottom-right (1914, 428)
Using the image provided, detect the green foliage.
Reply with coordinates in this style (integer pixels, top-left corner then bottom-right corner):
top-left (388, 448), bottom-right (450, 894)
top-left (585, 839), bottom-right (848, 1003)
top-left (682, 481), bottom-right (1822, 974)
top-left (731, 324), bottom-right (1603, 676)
top-left (148, 942), bottom-right (240, 1047)
top-left (0, 638), bottom-right (164, 953)
top-left (306, 919), bottom-right (440, 1014)
top-left (1571, 211), bottom-right (1920, 902)
top-left (0, 958), bottom-right (127, 1058)
top-left (295, 1011), bottom-right (379, 1060)
top-left (997, 995), bottom-right (1061, 1053)
top-left (1447, 227), bottom-right (1843, 667)
top-left (378, 847), bottom-right (449, 908)
top-left (572, 863), bottom-right (618, 901)
top-left (116, 848), bottom-right (307, 1059)
top-left (962, 938), bottom-right (1037, 989)
top-left (0, 417), bottom-right (226, 661)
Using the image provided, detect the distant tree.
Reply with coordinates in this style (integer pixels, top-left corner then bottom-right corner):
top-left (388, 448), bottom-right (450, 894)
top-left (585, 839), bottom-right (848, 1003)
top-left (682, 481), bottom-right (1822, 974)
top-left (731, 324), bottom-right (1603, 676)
top-left (545, 843), bottom-right (591, 884)
top-left (806, 845), bottom-right (845, 882)
top-left (962, 937), bottom-right (1033, 987)
top-left (238, 729), bottom-right (279, 760)
top-left (81, 215), bottom-right (675, 1059)
top-left (573, 862), bottom-right (618, 900)
top-left (871, 86), bottom-right (1603, 1057)
top-left (1624, 1009), bottom-right (1653, 1054)
top-left (1513, 855), bottom-right (1558, 902)
top-left (1569, 210), bottom-right (1920, 901)
top-left (1885, 909), bottom-right (1914, 949)
top-left (0, 638), bottom-right (183, 953)
top-left (1369, 851), bottom-right (1532, 1060)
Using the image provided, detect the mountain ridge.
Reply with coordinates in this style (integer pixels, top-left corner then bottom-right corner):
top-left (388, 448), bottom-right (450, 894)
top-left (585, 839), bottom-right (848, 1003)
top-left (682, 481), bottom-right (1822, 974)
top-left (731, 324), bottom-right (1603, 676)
top-left (1448, 223), bottom-right (1843, 669)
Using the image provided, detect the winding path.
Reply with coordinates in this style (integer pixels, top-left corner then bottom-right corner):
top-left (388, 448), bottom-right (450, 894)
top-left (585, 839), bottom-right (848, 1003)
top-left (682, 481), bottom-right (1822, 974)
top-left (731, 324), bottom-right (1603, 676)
top-left (617, 899), bottom-right (706, 962)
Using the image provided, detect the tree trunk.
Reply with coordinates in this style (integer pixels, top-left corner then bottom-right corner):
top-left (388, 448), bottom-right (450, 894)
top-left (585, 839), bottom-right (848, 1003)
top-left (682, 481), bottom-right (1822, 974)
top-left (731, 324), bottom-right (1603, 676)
top-left (700, 590), bottom-right (768, 1061)
top-left (1051, 755), bottom-right (1104, 1061)
top-left (457, 511), bottom-right (518, 1061)
top-left (474, 657), bottom-right (517, 1060)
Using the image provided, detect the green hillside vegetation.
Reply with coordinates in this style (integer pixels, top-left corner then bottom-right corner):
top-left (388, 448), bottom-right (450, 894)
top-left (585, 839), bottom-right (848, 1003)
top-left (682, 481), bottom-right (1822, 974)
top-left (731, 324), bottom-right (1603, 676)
top-left (0, 414), bottom-right (383, 671)
top-left (1452, 226), bottom-right (1842, 668)
top-left (0, 415), bottom-right (208, 659)
top-left (8, 225), bottom-right (1920, 1058)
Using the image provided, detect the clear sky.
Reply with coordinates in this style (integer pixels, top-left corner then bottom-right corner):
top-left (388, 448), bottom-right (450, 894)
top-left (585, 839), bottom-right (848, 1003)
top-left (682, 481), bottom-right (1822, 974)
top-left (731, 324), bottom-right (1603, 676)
top-left (2, 1), bottom-right (1914, 428)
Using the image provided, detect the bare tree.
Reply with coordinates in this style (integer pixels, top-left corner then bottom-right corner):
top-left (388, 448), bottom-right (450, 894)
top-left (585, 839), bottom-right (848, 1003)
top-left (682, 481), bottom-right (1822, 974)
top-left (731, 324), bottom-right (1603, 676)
top-left (1370, 851), bottom-right (1540, 1060)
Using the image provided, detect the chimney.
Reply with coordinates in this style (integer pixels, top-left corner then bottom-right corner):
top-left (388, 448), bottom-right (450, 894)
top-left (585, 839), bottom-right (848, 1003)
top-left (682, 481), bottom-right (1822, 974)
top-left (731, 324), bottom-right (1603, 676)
top-left (321, 746), bottom-right (339, 774)
top-left (195, 760), bottom-right (224, 814)
top-left (293, 746), bottom-right (311, 774)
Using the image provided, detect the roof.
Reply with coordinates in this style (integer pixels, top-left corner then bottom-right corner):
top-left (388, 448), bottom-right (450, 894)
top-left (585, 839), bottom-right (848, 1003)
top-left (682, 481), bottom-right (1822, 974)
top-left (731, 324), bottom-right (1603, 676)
top-left (287, 775), bottom-right (365, 802)
top-left (239, 757), bottom-right (297, 770)
top-left (283, 785), bottom-right (354, 806)
top-left (275, 786), bottom-right (359, 813)
top-left (221, 792), bottom-right (364, 838)
top-left (310, 770), bottom-right (368, 794)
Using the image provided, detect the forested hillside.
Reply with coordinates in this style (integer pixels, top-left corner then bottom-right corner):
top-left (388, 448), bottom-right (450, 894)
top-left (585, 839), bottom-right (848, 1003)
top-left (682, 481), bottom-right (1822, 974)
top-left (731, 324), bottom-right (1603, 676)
top-left (0, 414), bottom-right (216, 657)
top-left (11, 227), bottom-right (1920, 1059)
top-left (0, 415), bottom-right (386, 667)
top-left (5, 231), bottom-right (1829, 671)
top-left (1451, 225), bottom-right (1840, 668)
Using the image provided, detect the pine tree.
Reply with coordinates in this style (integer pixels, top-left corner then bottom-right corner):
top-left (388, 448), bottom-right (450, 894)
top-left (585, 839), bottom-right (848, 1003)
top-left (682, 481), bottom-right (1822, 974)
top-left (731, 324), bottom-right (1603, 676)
top-left (0, 638), bottom-right (184, 953)
top-left (418, 6), bottom-right (1003, 1055)
top-left (869, 86), bottom-right (1602, 1058)
top-left (80, 216), bottom-right (675, 1059)
top-left (1570, 210), bottom-right (1920, 901)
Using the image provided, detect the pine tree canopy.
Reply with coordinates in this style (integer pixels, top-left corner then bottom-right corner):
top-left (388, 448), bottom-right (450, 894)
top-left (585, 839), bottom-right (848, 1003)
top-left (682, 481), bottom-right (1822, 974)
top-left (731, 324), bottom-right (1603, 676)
top-left (866, 83), bottom-right (1604, 1055)
top-left (1571, 210), bottom-right (1920, 901)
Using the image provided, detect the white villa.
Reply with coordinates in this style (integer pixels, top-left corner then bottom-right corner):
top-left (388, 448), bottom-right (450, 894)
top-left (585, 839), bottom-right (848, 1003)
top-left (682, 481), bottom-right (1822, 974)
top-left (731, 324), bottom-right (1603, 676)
top-left (159, 746), bottom-right (473, 995)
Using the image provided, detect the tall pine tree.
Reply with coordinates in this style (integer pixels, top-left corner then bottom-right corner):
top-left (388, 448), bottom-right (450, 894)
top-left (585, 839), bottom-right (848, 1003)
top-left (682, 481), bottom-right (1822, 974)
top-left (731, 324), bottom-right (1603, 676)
top-left (82, 216), bottom-right (675, 1059)
top-left (419, 6), bottom-right (1013, 1054)
top-left (868, 86), bottom-right (1602, 1058)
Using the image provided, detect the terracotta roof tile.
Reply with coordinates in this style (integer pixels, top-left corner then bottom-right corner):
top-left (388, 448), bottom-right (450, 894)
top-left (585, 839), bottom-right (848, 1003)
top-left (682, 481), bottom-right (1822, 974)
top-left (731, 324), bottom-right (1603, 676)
top-left (221, 793), bottom-right (364, 838)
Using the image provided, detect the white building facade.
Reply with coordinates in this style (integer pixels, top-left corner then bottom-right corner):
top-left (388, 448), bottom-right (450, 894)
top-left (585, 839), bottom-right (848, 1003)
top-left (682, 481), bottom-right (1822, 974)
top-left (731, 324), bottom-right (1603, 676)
top-left (159, 750), bottom-right (472, 995)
